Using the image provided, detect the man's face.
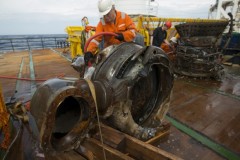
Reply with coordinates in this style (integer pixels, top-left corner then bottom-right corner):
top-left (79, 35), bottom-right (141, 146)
top-left (104, 8), bottom-right (115, 23)
top-left (163, 25), bottom-right (168, 30)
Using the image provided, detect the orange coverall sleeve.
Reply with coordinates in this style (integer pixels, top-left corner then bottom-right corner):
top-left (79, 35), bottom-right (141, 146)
top-left (121, 14), bottom-right (137, 42)
top-left (86, 22), bottom-right (104, 54)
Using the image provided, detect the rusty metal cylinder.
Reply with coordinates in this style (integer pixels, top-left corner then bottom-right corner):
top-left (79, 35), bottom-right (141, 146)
top-left (30, 78), bottom-right (96, 153)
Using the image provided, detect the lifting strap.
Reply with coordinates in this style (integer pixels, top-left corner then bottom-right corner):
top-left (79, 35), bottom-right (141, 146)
top-left (85, 79), bottom-right (107, 160)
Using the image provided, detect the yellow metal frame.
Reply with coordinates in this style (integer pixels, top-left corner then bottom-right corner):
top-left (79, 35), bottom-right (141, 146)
top-left (134, 16), bottom-right (228, 24)
top-left (134, 16), bottom-right (228, 46)
top-left (65, 26), bottom-right (85, 58)
top-left (65, 26), bottom-right (96, 59)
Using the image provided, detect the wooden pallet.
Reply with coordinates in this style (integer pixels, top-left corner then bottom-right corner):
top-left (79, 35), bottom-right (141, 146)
top-left (74, 122), bottom-right (182, 160)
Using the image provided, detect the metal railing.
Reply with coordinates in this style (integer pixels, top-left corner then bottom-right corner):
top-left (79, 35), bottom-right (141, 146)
top-left (0, 36), bottom-right (70, 53)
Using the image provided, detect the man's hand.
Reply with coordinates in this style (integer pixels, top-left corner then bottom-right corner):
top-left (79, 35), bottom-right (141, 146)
top-left (84, 52), bottom-right (94, 66)
top-left (115, 33), bottom-right (124, 41)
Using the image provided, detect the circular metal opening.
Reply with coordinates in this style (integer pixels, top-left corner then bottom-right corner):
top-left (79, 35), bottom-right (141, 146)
top-left (50, 95), bottom-right (92, 151)
top-left (131, 66), bottom-right (159, 124)
top-left (52, 96), bottom-right (81, 139)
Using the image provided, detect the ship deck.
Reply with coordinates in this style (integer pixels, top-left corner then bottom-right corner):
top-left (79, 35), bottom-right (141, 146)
top-left (0, 49), bottom-right (239, 160)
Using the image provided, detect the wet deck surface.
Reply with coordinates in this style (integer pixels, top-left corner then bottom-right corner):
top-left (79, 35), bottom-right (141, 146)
top-left (157, 66), bottom-right (240, 159)
top-left (0, 49), bottom-right (78, 102)
top-left (0, 49), bottom-right (240, 159)
top-left (168, 73), bottom-right (240, 153)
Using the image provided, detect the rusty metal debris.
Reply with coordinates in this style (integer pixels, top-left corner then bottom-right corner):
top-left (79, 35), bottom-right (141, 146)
top-left (174, 21), bottom-right (229, 80)
top-left (30, 42), bottom-right (174, 155)
top-left (92, 43), bottom-right (173, 139)
top-left (30, 78), bottom-right (96, 153)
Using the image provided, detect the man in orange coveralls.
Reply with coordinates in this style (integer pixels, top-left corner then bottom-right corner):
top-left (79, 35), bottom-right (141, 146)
top-left (84, 0), bottom-right (137, 65)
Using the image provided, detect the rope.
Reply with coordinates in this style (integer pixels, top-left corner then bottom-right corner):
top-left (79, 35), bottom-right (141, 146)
top-left (8, 102), bottom-right (29, 123)
top-left (85, 79), bottom-right (107, 160)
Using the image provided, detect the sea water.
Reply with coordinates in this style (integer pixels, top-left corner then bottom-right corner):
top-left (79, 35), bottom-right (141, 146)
top-left (0, 34), bottom-right (68, 53)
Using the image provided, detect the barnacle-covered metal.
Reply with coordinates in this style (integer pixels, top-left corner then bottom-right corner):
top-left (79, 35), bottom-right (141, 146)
top-left (30, 42), bottom-right (174, 154)
top-left (174, 22), bottom-right (228, 80)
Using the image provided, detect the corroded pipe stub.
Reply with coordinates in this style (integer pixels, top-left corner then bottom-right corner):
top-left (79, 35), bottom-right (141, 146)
top-left (30, 78), bottom-right (95, 153)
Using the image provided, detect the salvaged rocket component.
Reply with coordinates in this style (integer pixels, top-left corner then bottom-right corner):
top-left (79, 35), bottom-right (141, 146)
top-left (176, 22), bottom-right (228, 46)
top-left (30, 78), bottom-right (96, 153)
top-left (174, 22), bottom-right (228, 80)
top-left (30, 42), bottom-right (174, 154)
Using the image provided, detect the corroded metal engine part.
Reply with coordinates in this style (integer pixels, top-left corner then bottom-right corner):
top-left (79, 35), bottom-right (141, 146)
top-left (174, 46), bottom-right (224, 79)
top-left (30, 78), bottom-right (96, 153)
top-left (92, 43), bottom-right (174, 140)
top-left (174, 22), bottom-right (228, 79)
top-left (177, 22), bottom-right (228, 37)
top-left (30, 42), bottom-right (174, 154)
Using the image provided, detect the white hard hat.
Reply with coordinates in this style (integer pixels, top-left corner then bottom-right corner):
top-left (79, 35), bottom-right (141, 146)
top-left (170, 37), bottom-right (177, 43)
top-left (98, 0), bottom-right (114, 16)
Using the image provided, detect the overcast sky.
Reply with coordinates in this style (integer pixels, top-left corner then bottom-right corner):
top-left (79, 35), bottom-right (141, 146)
top-left (0, 0), bottom-right (217, 35)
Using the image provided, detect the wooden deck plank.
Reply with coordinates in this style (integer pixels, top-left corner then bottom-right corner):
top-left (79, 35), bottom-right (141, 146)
top-left (175, 73), bottom-right (240, 97)
top-left (0, 51), bottom-right (29, 99)
top-left (157, 126), bottom-right (225, 160)
top-left (169, 78), bottom-right (240, 154)
top-left (215, 112), bottom-right (240, 153)
top-left (0, 49), bottom-right (79, 101)
top-left (31, 49), bottom-right (78, 80)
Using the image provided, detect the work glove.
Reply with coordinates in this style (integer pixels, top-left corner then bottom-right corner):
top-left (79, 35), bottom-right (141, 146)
top-left (84, 51), bottom-right (94, 66)
top-left (115, 33), bottom-right (124, 41)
